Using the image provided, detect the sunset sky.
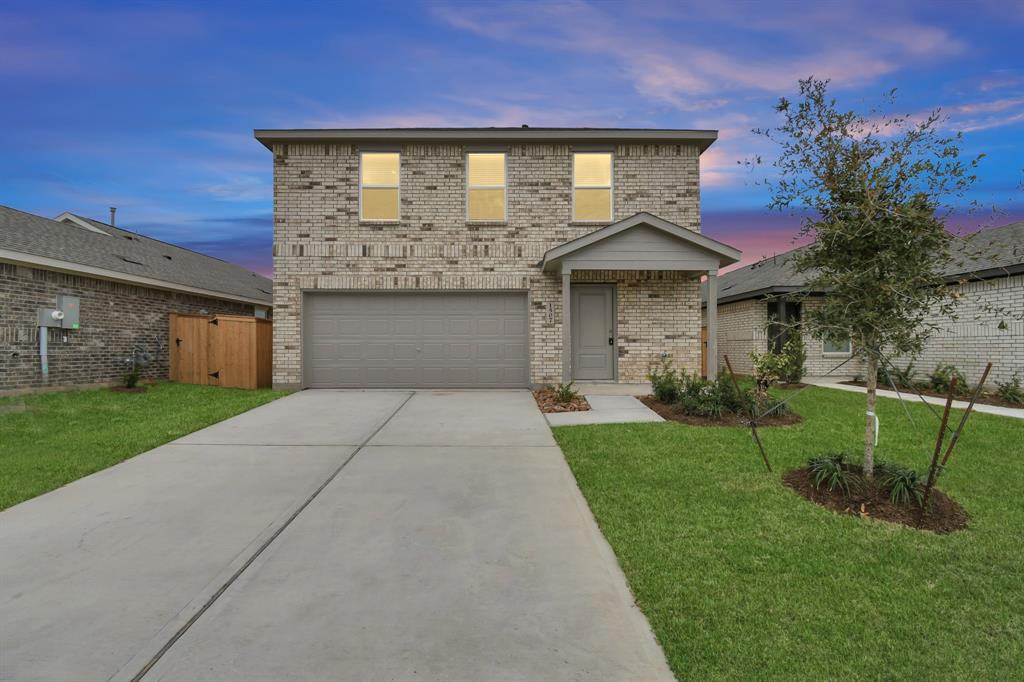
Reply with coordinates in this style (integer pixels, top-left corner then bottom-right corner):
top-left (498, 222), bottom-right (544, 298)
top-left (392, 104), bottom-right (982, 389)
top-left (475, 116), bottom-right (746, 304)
top-left (2, 1), bottom-right (1022, 276)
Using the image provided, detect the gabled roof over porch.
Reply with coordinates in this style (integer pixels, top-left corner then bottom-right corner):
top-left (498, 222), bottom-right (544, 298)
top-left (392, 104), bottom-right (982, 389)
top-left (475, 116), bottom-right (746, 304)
top-left (543, 212), bottom-right (742, 383)
top-left (540, 212), bottom-right (741, 273)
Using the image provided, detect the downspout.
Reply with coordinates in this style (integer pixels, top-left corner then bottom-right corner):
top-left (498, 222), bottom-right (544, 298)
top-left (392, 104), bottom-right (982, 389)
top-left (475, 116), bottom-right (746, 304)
top-left (39, 327), bottom-right (48, 379)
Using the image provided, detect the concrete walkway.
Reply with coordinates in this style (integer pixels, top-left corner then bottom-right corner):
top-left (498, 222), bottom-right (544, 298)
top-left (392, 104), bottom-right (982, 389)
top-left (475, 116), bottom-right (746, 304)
top-left (0, 390), bottom-right (671, 682)
top-left (546, 394), bottom-right (664, 426)
top-left (806, 378), bottom-right (1024, 420)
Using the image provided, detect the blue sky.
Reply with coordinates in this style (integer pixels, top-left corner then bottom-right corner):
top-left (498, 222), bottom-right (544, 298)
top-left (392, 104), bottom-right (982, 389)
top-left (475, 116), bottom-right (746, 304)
top-left (2, 0), bottom-right (1022, 275)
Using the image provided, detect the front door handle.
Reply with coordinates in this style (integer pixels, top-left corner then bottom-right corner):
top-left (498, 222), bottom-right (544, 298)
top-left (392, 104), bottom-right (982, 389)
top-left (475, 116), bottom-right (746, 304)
top-left (608, 336), bottom-right (614, 346)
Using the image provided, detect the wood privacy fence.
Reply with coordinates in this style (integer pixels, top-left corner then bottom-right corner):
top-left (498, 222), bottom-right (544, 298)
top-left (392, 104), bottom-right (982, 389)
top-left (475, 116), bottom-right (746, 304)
top-left (169, 313), bottom-right (272, 389)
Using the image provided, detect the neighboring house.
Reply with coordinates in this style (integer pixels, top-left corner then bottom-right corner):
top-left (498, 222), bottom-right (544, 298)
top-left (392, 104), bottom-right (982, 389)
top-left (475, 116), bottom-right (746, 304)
top-left (0, 206), bottom-right (273, 393)
top-left (255, 127), bottom-right (740, 390)
top-left (703, 222), bottom-right (1024, 386)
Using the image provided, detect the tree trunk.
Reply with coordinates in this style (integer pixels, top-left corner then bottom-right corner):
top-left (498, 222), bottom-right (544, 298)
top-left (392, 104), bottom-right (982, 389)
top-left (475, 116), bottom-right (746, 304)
top-left (864, 353), bottom-right (878, 479)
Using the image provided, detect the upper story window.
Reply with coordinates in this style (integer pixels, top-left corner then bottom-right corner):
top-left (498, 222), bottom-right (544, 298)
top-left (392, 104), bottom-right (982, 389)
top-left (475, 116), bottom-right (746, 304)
top-left (467, 152), bottom-right (506, 221)
top-left (360, 152), bottom-right (400, 221)
top-left (573, 152), bottom-right (613, 222)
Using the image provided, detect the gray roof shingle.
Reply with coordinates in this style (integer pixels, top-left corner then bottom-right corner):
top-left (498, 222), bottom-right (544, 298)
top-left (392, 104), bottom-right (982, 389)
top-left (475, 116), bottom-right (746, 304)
top-left (706, 222), bottom-right (1024, 305)
top-left (0, 205), bottom-right (272, 304)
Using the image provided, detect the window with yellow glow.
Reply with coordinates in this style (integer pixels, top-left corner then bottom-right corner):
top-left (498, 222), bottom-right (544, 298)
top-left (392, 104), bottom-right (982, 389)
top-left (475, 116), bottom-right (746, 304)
top-left (573, 152), bottom-right (612, 222)
top-left (360, 152), bottom-right (400, 221)
top-left (467, 153), bottom-right (506, 221)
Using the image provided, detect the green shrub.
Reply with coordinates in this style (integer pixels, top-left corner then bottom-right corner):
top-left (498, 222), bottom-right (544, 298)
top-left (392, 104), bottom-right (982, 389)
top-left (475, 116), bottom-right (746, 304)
top-left (996, 374), bottom-right (1024, 406)
top-left (929, 363), bottom-right (968, 396)
top-left (551, 382), bottom-right (579, 404)
top-left (808, 453), bottom-right (851, 494)
top-left (749, 350), bottom-right (785, 389)
top-left (674, 372), bottom-right (788, 419)
top-left (647, 355), bottom-right (683, 403)
top-left (878, 463), bottom-right (925, 506)
top-left (879, 360), bottom-right (918, 389)
top-left (780, 335), bottom-right (806, 383)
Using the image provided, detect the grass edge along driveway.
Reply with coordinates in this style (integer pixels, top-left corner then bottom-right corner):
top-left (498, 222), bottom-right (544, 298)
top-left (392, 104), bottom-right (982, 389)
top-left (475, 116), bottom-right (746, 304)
top-left (0, 383), bottom-right (289, 510)
top-left (554, 386), bottom-right (1024, 681)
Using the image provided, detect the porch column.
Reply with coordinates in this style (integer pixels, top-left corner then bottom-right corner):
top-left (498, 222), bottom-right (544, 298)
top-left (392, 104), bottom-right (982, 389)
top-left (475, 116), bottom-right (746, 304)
top-left (561, 267), bottom-right (572, 383)
top-left (706, 269), bottom-right (718, 378)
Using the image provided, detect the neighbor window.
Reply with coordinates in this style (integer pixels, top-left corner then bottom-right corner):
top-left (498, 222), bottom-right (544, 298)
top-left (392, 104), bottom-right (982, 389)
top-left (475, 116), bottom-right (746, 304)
top-left (823, 337), bottom-right (852, 355)
top-left (467, 152), bottom-right (506, 221)
top-left (360, 152), bottom-right (400, 221)
top-left (573, 152), bottom-right (612, 222)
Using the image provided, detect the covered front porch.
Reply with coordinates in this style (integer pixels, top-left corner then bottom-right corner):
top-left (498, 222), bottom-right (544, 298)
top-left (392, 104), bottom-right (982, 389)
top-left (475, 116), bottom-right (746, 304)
top-left (540, 212), bottom-right (741, 384)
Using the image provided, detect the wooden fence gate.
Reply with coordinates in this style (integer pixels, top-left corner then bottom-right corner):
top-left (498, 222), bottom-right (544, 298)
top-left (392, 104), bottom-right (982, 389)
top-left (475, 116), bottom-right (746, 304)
top-left (169, 313), bottom-right (272, 389)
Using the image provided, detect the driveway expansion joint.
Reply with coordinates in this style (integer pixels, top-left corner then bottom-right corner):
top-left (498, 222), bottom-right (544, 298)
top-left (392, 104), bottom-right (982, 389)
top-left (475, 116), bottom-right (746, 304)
top-left (128, 391), bottom-right (415, 682)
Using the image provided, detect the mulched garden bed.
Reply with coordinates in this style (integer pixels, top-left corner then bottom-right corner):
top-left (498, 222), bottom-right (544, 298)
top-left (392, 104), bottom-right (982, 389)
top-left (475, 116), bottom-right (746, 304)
top-left (533, 389), bottom-right (590, 413)
top-left (783, 465), bottom-right (968, 534)
top-left (840, 381), bottom-right (1021, 409)
top-left (639, 396), bottom-right (803, 427)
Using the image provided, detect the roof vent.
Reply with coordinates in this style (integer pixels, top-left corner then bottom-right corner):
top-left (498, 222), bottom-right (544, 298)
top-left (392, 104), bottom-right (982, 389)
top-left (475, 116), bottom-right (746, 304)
top-left (521, 124), bottom-right (529, 129)
top-left (119, 256), bottom-right (144, 265)
top-left (163, 255), bottom-right (172, 260)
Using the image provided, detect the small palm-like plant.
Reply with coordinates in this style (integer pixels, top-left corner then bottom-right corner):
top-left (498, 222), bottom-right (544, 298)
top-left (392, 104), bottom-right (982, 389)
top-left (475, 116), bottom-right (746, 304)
top-left (551, 382), bottom-right (579, 404)
top-left (808, 453), bottom-right (850, 494)
top-left (879, 464), bottom-right (925, 506)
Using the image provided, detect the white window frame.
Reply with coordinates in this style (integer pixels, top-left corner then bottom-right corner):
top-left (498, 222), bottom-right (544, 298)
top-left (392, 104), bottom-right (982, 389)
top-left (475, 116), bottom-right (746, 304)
top-left (822, 336), bottom-right (852, 356)
top-left (359, 151), bottom-right (401, 223)
top-left (465, 151), bottom-right (508, 223)
top-left (572, 151), bottom-right (614, 223)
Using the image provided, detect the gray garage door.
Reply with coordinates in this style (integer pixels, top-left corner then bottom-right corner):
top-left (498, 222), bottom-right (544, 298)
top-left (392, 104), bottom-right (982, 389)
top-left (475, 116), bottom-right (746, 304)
top-left (304, 292), bottom-right (529, 388)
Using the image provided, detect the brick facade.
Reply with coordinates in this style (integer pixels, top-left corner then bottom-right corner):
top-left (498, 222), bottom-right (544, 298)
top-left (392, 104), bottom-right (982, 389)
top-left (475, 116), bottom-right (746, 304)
top-left (0, 262), bottom-right (254, 393)
top-left (711, 274), bottom-right (1024, 387)
top-left (271, 141), bottom-right (703, 387)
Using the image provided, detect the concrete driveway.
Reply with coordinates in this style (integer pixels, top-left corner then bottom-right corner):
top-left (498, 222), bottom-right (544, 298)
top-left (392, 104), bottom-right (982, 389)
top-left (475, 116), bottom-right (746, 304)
top-left (0, 390), bottom-right (671, 682)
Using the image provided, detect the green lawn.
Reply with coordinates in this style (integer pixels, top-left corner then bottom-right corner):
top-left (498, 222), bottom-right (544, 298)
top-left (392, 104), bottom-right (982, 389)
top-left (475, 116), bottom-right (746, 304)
top-left (0, 383), bottom-right (289, 510)
top-left (554, 387), bottom-right (1024, 681)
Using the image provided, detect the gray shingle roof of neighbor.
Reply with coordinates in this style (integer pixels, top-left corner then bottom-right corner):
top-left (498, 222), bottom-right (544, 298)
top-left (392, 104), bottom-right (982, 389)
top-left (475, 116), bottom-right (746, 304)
top-left (253, 126), bottom-right (720, 153)
top-left (0, 205), bottom-right (273, 305)
top-left (704, 221), bottom-right (1024, 306)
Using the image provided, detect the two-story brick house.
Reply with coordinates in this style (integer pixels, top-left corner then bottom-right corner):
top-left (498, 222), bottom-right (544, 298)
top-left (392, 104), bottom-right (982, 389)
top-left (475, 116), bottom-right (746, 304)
top-left (256, 127), bottom-right (740, 390)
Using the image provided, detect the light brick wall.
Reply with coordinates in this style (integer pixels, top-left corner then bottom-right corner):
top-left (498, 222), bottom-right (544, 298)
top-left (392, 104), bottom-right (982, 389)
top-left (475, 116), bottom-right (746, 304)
top-left (890, 274), bottom-right (1024, 387)
top-left (271, 141), bottom-right (703, 387)
top-left (710, 276), bottom-right (1023, 387)
top-left (712, 299), bottom-right (767, 375)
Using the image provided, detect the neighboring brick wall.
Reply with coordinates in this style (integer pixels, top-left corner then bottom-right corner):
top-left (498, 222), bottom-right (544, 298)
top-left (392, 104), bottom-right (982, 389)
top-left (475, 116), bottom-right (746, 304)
top-left (800, 297), bottom-right (864, 379)
top-left (712, 299), bottom-right (767, 375)
top-left (271, 141), bottom-right (702, 387)
top-left (711, 276), bottom-right (1023, 386)
top-left (893, 274), bottom-right (1024, 387)
top-left (0, 262), bottom-right (254, 393)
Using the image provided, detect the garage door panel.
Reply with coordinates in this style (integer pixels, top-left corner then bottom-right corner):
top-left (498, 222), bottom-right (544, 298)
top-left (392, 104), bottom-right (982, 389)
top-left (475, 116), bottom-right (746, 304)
top-left (305, 292), bottom-right (528, 388)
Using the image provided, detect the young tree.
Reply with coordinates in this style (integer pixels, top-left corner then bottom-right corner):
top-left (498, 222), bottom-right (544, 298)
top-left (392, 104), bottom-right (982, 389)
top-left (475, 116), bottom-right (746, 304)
top-left (753, 78), bottom-right (982, 478)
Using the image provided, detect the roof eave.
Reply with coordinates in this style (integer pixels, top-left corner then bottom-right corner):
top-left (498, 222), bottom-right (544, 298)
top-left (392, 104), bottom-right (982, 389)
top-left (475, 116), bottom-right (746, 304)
top-left (0, 249), bottom-right (272, 307)
top-left (253, 128), bottom-right (719, 153)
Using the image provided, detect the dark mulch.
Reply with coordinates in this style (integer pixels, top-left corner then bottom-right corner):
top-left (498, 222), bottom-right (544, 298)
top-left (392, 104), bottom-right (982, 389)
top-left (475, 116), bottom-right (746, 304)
top-left (110, 386), bottom-right (147, 394)
top-left (639, 396), bottom-right (803, 427)
top-left (841, 381), bottom-right (1021, 409)
top-left (533, 389), bottom-right (590, 413)
top-left (783, 465), bottom-right (969, 534)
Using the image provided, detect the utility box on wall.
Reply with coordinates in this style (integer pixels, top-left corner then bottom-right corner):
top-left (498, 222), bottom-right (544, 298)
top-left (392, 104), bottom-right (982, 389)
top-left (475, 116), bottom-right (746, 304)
top-left (56, 295), bottom-right (81, 329)
top-left (37, 295), bottom-right (82, 329)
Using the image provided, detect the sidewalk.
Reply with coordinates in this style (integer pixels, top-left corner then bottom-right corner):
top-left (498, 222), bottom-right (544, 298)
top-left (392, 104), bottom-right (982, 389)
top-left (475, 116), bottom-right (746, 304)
top-left (805, 378), bottom-right (1024, 421)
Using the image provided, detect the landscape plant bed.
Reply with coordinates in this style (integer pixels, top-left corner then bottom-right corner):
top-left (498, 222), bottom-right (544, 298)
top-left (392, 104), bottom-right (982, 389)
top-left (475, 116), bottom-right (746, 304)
top-left (639, 395), bottom-right (802, 427)
top-left (533, 389), bottom-right (590, 413)
top-left (783, 465), bottom-right (968, 534)
top-left (840, 381), bottom-right (1020, 409)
